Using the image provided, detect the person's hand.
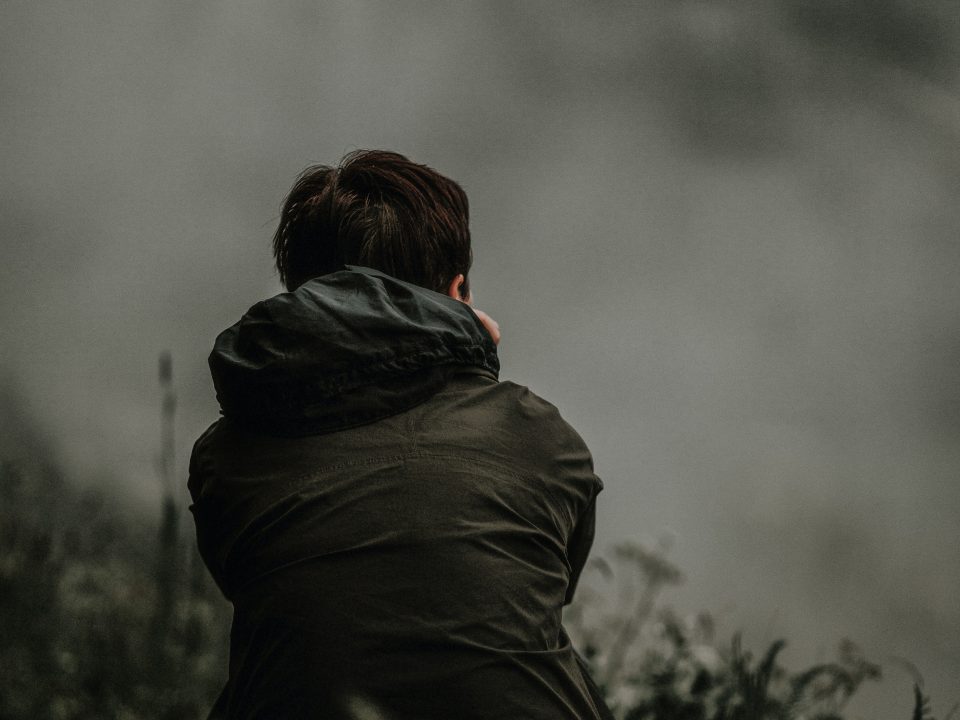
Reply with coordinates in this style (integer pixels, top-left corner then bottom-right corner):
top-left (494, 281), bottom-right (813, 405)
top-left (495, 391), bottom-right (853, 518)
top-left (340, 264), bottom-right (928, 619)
top-left (471, 308), bottom-right (500, 345)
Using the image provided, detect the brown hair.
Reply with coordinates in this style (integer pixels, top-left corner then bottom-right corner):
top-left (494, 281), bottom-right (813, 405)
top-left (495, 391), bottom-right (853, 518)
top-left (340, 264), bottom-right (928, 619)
top-left (273, 150), bottom-right (471, 295)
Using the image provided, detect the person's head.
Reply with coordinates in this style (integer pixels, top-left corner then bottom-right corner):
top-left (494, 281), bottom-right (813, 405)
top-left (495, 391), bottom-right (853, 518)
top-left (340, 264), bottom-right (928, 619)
top-left (273, 150), bottom-right (472, 300)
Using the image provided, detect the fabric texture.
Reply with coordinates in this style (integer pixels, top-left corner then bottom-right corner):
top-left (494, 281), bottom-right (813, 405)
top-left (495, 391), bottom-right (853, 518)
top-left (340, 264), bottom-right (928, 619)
top-left (189, 266), bottom-right (609, 719)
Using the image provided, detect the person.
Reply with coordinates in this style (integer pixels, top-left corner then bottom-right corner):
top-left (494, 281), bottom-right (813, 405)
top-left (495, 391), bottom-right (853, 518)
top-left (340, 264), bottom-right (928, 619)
top-left (188, 150), bottom-right (611, 719)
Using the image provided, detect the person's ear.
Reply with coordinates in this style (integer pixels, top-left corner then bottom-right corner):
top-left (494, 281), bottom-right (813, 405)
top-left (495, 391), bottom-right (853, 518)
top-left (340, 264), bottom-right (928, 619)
top-left (446, 274), bottom-right (499, 345)
top-left (446, 274), bottom-right (471, 304)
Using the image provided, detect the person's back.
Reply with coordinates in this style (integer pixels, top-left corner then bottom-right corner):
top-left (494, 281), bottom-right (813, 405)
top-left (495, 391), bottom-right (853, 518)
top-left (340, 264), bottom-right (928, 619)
top-left (188, 152), bottom-right (610, 719)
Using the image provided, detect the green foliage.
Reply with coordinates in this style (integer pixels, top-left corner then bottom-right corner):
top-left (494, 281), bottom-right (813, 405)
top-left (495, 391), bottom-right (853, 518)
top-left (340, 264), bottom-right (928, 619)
top-left (0, 459), bottom-right (230, 720)
top-left (565, 541), bottom-right (949, 720)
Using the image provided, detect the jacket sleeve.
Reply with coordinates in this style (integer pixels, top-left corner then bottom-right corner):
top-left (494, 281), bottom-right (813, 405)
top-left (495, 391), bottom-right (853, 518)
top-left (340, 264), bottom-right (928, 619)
top-left (186, 421), bottom-right (232, 597)
top-left (564, 493), bottom-right (598, 606)
top-left (509, 381), bottom-right (603, 606)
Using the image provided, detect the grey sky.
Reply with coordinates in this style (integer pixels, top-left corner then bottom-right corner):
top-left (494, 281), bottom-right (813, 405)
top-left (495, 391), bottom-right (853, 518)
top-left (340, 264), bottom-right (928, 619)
top-left (3, 2), bottom-right (958, 715)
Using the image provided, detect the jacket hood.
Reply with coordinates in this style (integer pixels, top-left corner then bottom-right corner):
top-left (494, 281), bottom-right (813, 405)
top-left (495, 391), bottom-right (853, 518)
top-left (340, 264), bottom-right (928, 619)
top-left (209, 266), bottom-right (499, 436)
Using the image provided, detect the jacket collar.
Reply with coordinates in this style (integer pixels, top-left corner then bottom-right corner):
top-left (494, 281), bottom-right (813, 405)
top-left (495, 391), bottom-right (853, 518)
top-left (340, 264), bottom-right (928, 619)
top-left (209, 266), bottom-right (499, 436)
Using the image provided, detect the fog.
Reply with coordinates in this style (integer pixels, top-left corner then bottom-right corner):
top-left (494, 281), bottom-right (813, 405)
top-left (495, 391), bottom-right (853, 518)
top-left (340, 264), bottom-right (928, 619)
top-left (3, 2), bottom-right (958, 715)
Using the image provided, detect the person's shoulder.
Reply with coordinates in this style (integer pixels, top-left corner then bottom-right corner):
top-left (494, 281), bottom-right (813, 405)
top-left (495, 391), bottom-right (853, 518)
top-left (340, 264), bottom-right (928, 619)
top-left (486, 380), bottom-right (602, 486)
top-left (190, 419), bottom-right (223, 459)
top-left (187, 419), bottom-right (225, 500)
top-left (495, 380), bottom-right (587, 442)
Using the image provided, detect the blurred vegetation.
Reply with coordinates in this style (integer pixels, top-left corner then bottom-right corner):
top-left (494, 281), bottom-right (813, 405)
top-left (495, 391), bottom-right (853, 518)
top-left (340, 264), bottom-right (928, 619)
top-left (0, 457), bottom-right (230, 720)
top-left (565, 540), bottom-right (958, 720)
top-left (1, 452), bottom-right (954, 719)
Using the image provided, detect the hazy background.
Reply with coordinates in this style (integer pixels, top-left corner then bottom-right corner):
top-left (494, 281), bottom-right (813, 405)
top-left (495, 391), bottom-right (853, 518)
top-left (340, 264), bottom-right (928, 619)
top-left (3, 1), bottom-right (958, 716)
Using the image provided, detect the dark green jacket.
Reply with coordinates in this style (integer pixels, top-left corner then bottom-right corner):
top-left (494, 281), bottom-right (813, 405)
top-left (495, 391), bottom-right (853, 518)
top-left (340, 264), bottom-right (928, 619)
top-left (189, 267), bottom-right (607, 719)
